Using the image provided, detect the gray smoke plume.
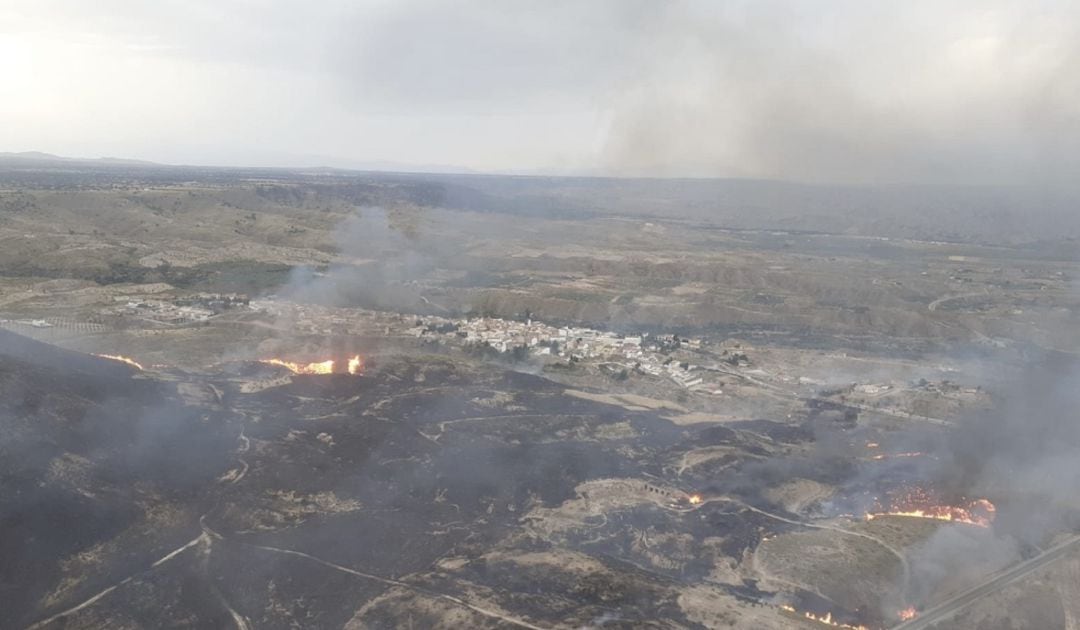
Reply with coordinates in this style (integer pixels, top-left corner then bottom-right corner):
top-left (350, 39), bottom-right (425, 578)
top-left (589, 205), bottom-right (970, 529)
top-left (887, 350), bottom-right (1080, 611)
top-left (939, 352), bottom-right (1080, 539)
top-left (281, 206), bottom-right (442, 313)
top-left (595, 1), bottom-right (1080, 186)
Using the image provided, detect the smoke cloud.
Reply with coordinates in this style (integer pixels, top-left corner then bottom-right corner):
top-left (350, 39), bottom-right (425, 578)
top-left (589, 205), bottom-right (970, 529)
top-left (280, 206), bottom-right (448, 314)
top-left (6, 1), bottom-right (1079, 183)
top-left (940, 353), bottom-right (1080, 537)
top-left (878, 350), bottom-right (1080, 611)
top-left (596, 1), bottom-right (1080, 185)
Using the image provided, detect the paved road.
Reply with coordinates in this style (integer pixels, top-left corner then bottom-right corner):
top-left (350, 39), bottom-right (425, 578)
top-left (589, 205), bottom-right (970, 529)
top-left (892, 534), bottom-right (1080, 629)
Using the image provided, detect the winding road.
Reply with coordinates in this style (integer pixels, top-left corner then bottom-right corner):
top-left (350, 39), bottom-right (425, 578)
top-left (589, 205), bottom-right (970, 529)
top-left (928, 291), bottom-right (988, 313)
top-left (733, 502), bottom-right (911, 597)
top-left (666, 494), bottom-right (912, 600)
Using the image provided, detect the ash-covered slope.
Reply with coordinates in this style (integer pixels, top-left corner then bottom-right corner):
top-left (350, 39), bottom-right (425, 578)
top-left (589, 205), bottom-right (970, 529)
top-left (0, 331), bottom-right (236, 628)
top-left (2, 332), bottom-right (817, 629)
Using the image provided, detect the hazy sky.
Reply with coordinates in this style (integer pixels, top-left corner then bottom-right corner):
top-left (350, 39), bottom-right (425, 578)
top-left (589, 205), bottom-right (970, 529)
top-left (3, 1), bottom-right (1078, 183)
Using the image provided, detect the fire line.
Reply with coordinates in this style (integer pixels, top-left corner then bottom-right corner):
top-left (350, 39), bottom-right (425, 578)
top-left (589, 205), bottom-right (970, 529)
top-left (95, 354), bottom-right (145, 370)
top-left (865, 493), bottom-right (995, 528)
top-left (779, 605), bottom-right (871, 630)
top-left (259, 355), bottom-right (363, 375)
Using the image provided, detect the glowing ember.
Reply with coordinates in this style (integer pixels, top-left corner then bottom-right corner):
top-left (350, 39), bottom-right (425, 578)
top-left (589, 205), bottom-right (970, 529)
top-left (898, 606), bottom-right (918, 621)
top-left (866, 442), bottom-right (880, 448)
top-left (688, 494), bottom-right (702, 505)
top-left (779, 605), bottom-right (870, 630)
top-left (95, 354), bottom-right (144, 370)
top-left (865, 488), bottom-right (995, 527)
top-left (871, 451), bottom-right (924, 460)
top-left (260, 355), bottom-right (363, 375)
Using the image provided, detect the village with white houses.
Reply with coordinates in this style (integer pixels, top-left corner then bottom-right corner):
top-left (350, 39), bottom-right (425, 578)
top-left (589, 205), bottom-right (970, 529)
top-left (250, 298), bottom-right (745, 395)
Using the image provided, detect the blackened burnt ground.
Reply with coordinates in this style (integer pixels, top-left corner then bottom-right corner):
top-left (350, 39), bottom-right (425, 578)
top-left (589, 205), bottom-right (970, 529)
top-left (4, 333), bottom-right (882, 629)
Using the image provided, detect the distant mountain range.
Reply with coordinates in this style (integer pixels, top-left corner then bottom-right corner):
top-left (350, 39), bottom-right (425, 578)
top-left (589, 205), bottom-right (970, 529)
top-left (0, 151), bottom-right (477, 175)
top-left (0, 151), bottom-right (161, 166)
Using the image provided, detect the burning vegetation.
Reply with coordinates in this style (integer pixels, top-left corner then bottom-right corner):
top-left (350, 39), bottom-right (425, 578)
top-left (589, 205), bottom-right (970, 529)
top-left (94, 354), bottom-right (144, 370)
top-left (259, 355), bottom-right (363, 375)
top-left (864, 487), bottom-right (996, 528)
top-left (779, 605), bottom-right (870, 630)
top-left (898, 606), bottom-right (918, 621)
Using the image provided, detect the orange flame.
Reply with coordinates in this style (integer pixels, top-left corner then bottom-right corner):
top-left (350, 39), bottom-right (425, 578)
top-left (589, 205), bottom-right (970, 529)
top-left (260, 355), bottom-right (363, 375)
top-left (865, 491), bottom-right (995, 528)
top-left (95, 354), bottom-right (144, 370)
top-left (898, 606), bottom-right (918, 621)
top-left (688, 494), bottom-right (702, 505)
top-left (779, 605), bottom-right (870, 630)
